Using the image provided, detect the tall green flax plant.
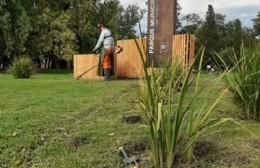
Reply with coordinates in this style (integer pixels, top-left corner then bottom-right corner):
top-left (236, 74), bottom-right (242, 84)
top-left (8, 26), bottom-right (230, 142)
top-left (215, 45), bottom-right (260, 120)
top-left (134, 24), bottom-right (232, 167)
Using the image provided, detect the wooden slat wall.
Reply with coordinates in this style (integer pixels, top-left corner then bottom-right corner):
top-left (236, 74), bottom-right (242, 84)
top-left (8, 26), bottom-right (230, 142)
top-left (73, 54), bottom-right (102, 80)
top-left (172, 34), bottom-right (195, 66)
top-left (73, 54), bottom-right (117, 80)
top-left (116, 38), bottom-right (146, 78)
top-left (73, 34), bottom-right (195, 80)
top-left (173, 34), bottom-right (186, 66)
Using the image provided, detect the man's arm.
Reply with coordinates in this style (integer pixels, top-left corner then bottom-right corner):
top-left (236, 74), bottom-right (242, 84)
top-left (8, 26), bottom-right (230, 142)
top-left (93, 31), bottom-right (105, 52)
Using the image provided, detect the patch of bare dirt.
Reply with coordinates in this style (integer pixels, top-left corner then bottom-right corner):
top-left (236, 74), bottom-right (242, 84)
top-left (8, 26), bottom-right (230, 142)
top-left (122, 114), bottom-right (143, 124)
top-left (248, 138), bottom-right (260, 150)
top-left (179, 138), bottom-right (253, 167)
top-left (118, 138), bottom-right (257, 167)
top-left (194, 140), bottom-right (219, 159)
top-left (67, 136), bottom-right (91, 148)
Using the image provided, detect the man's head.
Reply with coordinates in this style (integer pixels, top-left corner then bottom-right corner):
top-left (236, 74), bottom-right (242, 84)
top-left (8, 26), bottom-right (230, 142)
top-left (97, 23), bottom-right (104, 31)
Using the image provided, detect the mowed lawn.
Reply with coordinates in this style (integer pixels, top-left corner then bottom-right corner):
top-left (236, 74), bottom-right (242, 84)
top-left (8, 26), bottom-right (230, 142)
top-left (0, 72), bottom-right (259, 168)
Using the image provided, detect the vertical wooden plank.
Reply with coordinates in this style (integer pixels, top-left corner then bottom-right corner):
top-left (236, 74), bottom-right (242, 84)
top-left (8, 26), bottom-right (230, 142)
top-left (185, 34), bottom-right (188, 66)
top-left (189, 35), bottom-right (195, 64)
top-left (179, 35), bottom-right (183, 64)
top-left (73, 55), bottom-right (77, 78)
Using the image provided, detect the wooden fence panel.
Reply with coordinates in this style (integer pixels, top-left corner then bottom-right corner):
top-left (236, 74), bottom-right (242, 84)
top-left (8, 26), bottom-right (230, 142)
top-left (73, 54), bottom-right (102, 80)
top-left (116, 38), bottom-right (146, 78)
top-left (173, 34), bottom-right (186, 66)
top-left (172, 34), bottom-right (195, 66)
top-left (73, 54), bottom-right (117, 80)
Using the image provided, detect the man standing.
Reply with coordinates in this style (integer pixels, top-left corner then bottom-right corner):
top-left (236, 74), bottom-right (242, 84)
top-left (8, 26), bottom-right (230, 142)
top-left (93, 24), bottom-right (115, 80)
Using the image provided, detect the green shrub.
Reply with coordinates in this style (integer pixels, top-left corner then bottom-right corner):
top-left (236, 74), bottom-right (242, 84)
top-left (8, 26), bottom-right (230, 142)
top-left (9, 57), bottom-right (35, 78)
top-left (216, 45), bottom-right (260, 120)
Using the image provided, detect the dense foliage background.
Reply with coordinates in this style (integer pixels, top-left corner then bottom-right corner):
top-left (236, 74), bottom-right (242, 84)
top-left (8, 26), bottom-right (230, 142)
top-left (0, 1), bottom-right (259, 69)
top-left (0, 0), bottom-right (145, 69)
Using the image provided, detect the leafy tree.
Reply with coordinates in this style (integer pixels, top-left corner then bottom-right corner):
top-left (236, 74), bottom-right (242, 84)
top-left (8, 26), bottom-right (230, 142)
top-left (96, 0), bottom-right (120, 30)
top-left (224, 19), bottom-right (242, 56)
top-left (176, 0), bottom-right (182, 30)
top-left (0, 0), bottom-right (5, 64)
top-left (68, 0), bottom-right (145, 52)
top-left (19, 0), bottom-right (47, 61)
top-left (215, 13), bottom-right (226, 37)
top-left (0, 0), bottom-right (6, 13)
top-left (38, 7), bottom-right (56, 60)
top-left (0, 0), bottom-right (31, 59)
top-left (22, 0), bottom-right (71, 11)
top-left (197, 4), bottom-right (219, 65)
top-left (0, 29), bottom-right (5, 66)
top-left (68, 0), bottom-right (120, 53)
top-left (252, 11), bottom-right (260, 36)
top-left (38, 7), bottom-right (77, 68)
top-left (50, 12), bottom-right (77, 68)
top-left (232, 19), bottom-right (243, 54)
top-left (117, 4), bottom-right (146, 39)
top-left (215, 13), bottom-right (227, 49)
top-left (181, 13), bottom-right (203, 34)
top-left (242, 27), bottom-right (257, 48)
top-left (68, 0), bottom-right (100, 54)
top-left (215, 13), bottom-right (226, 28)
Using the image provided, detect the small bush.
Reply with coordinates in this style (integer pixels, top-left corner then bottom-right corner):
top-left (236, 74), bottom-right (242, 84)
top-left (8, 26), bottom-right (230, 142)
top-left (9, 57), bottom-right (35, 78)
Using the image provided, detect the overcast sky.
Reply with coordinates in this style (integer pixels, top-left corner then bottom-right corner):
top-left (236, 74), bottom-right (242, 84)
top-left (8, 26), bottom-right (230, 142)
top-left (119, 0), bottom-right (260, 32)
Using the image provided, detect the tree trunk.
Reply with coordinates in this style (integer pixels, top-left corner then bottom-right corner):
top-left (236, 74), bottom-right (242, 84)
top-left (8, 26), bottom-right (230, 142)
top-left (67, 60), bottom-right (71, 69)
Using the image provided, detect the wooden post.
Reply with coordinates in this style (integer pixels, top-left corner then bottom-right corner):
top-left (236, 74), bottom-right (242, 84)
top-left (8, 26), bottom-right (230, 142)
top-left (147, 0), bottom-right (177, 66)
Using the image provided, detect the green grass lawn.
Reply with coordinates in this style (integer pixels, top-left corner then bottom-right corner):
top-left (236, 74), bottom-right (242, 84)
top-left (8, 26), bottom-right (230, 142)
top-left (0, 72), bottom-right (259, 167)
